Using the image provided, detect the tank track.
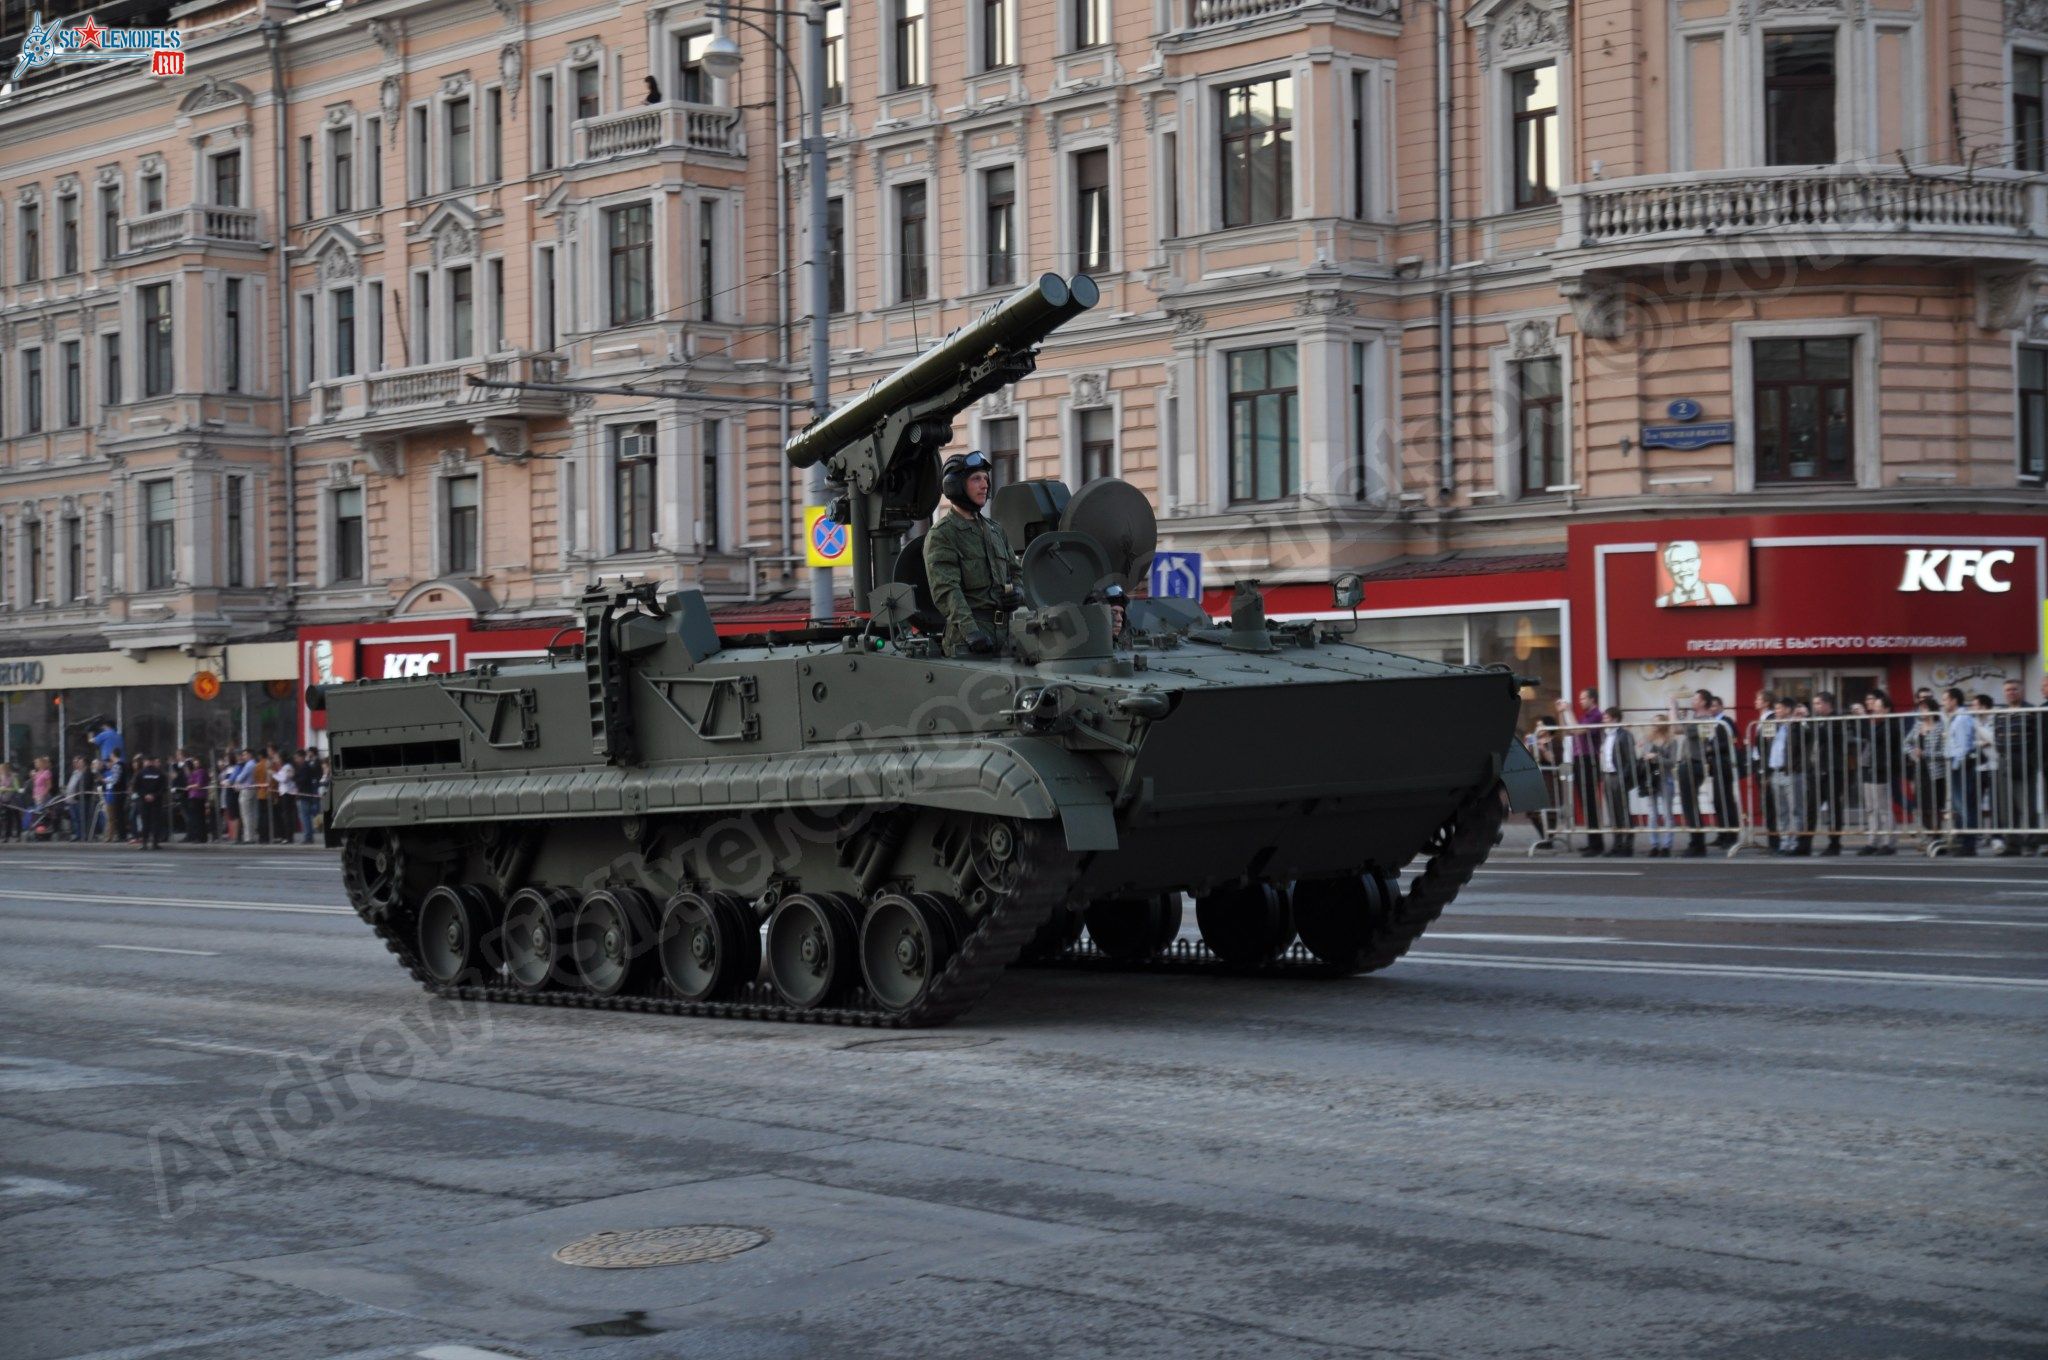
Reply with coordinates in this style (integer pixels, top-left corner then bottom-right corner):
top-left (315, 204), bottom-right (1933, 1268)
top-left (343, 818), bottom-right (1075, 1028)
top-left (1024, 784), bottom-right (1507, 978)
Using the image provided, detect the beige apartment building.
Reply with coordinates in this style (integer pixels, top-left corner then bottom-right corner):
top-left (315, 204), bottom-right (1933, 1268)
top-left (0, 0), bottom-right (2043, 764)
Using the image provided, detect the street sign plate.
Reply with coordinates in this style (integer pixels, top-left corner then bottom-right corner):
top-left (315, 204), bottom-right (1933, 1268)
top-left (1150, 551), bottom-right (1203, 600)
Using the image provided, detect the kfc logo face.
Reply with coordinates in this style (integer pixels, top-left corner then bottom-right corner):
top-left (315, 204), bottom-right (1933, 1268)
top-left (382, 651), bottom-right (444, 677)
top-left (1655, 540), bottom-right (1751, 608)
top-left (1896, 549), bottom-right (2015, 594)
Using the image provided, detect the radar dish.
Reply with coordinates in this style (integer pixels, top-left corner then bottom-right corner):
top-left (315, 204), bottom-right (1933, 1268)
top-left (1060, 478), bottom-right (1157, 591)
top-left (1019, 531), bottom-right (1113, 611)
top-left (990, 480), bottom-right (1071, 553)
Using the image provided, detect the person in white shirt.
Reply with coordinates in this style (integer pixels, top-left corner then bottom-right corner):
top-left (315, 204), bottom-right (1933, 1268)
top-left (1941, 688), bottom-right (1979, 856)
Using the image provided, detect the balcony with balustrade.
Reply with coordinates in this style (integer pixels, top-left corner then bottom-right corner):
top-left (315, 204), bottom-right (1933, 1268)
top-left (1552, 166), bottom-right (2048, 280)
top-left (1169, 0), bottom-right (1401, 37)
top-left (307, 352), bottom-right (571, 447)
top-left (121, 204), bottom-right (267, 256)
top-left (573, 103), bottom-right (746, 168)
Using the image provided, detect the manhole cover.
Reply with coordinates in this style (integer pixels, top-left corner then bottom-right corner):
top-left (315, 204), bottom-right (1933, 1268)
top-left (553, 1225), bottom-right (769, 1269)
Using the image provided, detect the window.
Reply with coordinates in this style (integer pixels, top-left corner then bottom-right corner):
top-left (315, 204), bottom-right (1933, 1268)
top-left (986, 416), bottom-right (1020, 486)
top-left (981, 0), bottom-right (1012, 70)
top-left (58, 194), bottom-right (78, 273)
top-left (366, 118), bottom-right (383, 206)
top-left (697, 198), bottom-right (719, 320)
top-left (211, 150), bottom-right (242, 208)
top-left (485, 88), bottom-right (503, 181)
top-left (224, 277), bottom-right (245, 391)
top-left (1162, 131), bottom-right (1179, 237)
top-left (537, 246), bottom-right (557, 348)
top-left (612, 422), bottom-right (657, 553)
top-left (1516, 357), bottom-right (1563, 495)
top-left (1350, 72), bottom-right (1371, 220)
top-left (1764, 31), bottom-right (1836, 165)
top-left (368, 280), bottom-right (385, 370)
top-left (141, 170), bottom-right (164, 215)
top-left (2018, 53), bottom-right (2045, 173)
top-left (142, 282), bottom-right (173, 396)
top-left (449, 265), bottom-right (473, 357)
top-left (821, 4), bottom-right (845, 106)
top-left (63, 515), bottom-right (82, 601)
top-left (1220, 76), bottom-right (1293, 228)
top-left (446, 96), bottom-right (473, 190)
top-left (26, 520), bottom-right (44, 602)
top-left (2020, 346), bottom-right (2047, 482)
top-left (332, 286), bottom-right (356, 377)
top-left (488, 258), bottom-right (504, 352)
top-left (23, 349), bottom-right (42, 433)
top-left (1351, 340), bottom-right (1370, 500)
top-left (1073, 148), bottom-right (1111, 273)
top-left (333, 487), bottom-right (365, 582)
top-left (1071, 0), bottom-right (1107, 50)
top-left (20, 201), bottom-right (40, 282)
top-left (299, 135), bottom-right (314, 218)
top-left (574, 65), bottom-right (601, 121)
top-left (102, 333), bottom-right (121, 406)
top-left (1227, 344), bottom-right (1299, 503)
top-left (444, 474), bottom-right (479, 574)
top-left (606, 203), bottom-right (652, 326)
top-left (1079, 407), bottom-right (1115, 482)
top-left (61, 340), bottom-right (80, 427)
top-left (896, 183), bottom-right (928, 301)
top-left (98, 185), bottom-right (119, 263)
top-left (825, 196), bottom-right (846, 313)
top-left (225, 475), bottom-right (245, 588)
top-left (303, 290), bottom-right (320, 383)
top-left (894, 0), bottom-right (927, 90)
top-left (330, 127), bottom-right (354, 214)
top-left (983, 166), bottom-right (1016, 289)
top-left (700, 419), bottom-right (724, 551)
top-left (677, 32), bottom-right (716, 103)
top-left (1510, 64), bottom-right (1559, 209)
top-left (536, 73), bottom-right (558, 171)
top-left (408, 107), bottom-right (429, 198)
top-left (144, 479), bottom-right (176, 590)
top-left (1753, 337), bottom-right (1853, 483)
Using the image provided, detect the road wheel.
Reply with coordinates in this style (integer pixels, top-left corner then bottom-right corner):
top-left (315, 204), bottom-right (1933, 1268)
top-left (1195, 882), bottom-right (1294, 968)
top-left (1291, 872), bottom-right (1401, 972)
top-left (501, 886), bottom-right (576, 992)
top-left (766, 893), bottom-right (859, 1009)
top-left (1085, 894), bottom-right (1183, 962)
top-left (573, 887), bottom-right (657, 997)
top-left (417, 884), bottom-right (502, 985)
top-left (860, 891), bottom-right (959, 1014)
top-left (659, 890), bottom-right (760, 1002)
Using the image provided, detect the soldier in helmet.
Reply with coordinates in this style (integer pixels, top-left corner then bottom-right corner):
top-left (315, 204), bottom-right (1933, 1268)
top-left (923, 450), bottom-right (1021, 657)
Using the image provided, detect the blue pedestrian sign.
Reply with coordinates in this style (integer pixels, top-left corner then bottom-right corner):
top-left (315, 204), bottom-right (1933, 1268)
top-left (1150, 551), bottom-right (1203, 601)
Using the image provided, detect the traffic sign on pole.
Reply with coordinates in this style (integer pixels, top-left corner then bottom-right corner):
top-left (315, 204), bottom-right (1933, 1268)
top-left (1150, 551), bottom-right (1203, 600)
top-left (805, 507), bottom-right (852, 569)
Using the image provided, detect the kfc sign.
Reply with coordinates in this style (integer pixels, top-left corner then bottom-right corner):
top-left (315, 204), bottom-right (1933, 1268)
top-left (1896, 549), bottom-right (2015, 594)
top-left (1655, 540), bottom-right (1752, 608)
top-left (380, 651), bottom-right (445, 677)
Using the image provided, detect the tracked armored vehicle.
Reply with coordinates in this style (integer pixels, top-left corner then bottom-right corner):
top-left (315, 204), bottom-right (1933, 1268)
top-left (322, 274), bottom-right (1545, 1026)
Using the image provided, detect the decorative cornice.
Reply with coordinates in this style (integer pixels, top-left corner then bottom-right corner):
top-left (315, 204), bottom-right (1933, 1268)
top-left (2010, 0), bottom-right (2048, 40)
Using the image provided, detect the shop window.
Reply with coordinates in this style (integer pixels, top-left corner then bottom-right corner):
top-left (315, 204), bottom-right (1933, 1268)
top-left (333, 486), bottom-right (365, 582)
top-left (1227, 344), bottom-right (1299, 503)
top-left (986, 415), bottom-right (1020, 486)
top-left (606, 203), bottom-right (652, 326)
top-left (1510, 64), bottom-right (1559, 209)
top-left (1764, 31), bottom-right (1836, 165)
top-left (983, 167), bottom-right (1016, 290)
top-left (612, 422), bottom-right (657, 553)
top-left (2018, 53), bottom-right (2045, 173)
top-left (1073, 149), bottom-right (1111, 273)
top-left (896, 183), bottom-right (928, 302)
top-left (1358, 614), bottom-right (1464, 666)
top-left (893, 0), bottom-right (927, 90)
top-left (1474, 610), bottom-right (1562, 725)
top-left (2021, 345), bottom-right (2048, 483)
top-left (143, 479), bottom-right (175, 590)
top-left (1517, 357), bottom-right (1563, 495)
top-left (1078, 407), bottom-right (1115, 482)
top-left (444, 474), bottom-right (479, 575)
top-left (1753, 337), bottom-right (1853, 483)
top-left (1219, 76), bottom-right (1292, 229)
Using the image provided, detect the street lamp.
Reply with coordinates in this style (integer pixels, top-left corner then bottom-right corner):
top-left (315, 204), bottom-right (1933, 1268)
top-left (706, 1), bottom-right (835, 622)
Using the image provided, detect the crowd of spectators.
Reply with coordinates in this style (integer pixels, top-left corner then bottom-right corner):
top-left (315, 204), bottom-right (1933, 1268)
top-left (0, 722), bottom-right (331, 847)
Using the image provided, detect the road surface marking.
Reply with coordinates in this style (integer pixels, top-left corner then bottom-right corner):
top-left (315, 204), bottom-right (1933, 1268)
top-left (0, 888), bottom-right (351, 916)
top-left (1688, 912), bottom-right (1935, 924)
top-left (1404, 952), bottom-right (2048, 990)
top-left (1469, 868), bottom-right (1643, 877)
top-left (52, 1307), bottom-right (383, 1360)
top-left (1820, 875), bottom-right (2048, 887)
top-left (1431, 933), bottom-right (1626, 944)
top-left (96, 944), bottom-right (220, 956)
top-left (147, 1037), bottom-right (302, 1060)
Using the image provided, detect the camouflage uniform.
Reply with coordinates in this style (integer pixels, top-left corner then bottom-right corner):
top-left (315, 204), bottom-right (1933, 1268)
top-left (923, 508), bottom-right (1019, 657)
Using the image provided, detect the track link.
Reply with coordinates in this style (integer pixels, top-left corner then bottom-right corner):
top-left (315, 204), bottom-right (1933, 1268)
top-left (344, 818), bottom-right (1075, 1028)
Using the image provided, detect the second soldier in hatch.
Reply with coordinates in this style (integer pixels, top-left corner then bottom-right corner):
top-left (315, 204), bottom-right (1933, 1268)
top-left (924, 451), bottom-right (1022, 657)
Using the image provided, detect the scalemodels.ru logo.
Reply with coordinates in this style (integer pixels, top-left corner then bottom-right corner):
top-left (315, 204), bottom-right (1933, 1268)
top-left (9, 11), bottom-right (186, 87)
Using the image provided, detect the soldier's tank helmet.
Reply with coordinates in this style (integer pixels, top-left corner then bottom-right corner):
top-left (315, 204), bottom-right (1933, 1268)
top-left (941, 450), bottom-right (993, 513)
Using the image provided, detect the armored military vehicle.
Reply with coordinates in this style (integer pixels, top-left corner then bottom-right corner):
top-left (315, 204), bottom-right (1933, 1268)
top-left (320, 273), bottom-right (1544, 1026)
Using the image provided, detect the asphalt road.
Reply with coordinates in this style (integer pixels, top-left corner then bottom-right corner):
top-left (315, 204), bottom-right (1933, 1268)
top-left (1, 842), bottom-right (2044, 1360)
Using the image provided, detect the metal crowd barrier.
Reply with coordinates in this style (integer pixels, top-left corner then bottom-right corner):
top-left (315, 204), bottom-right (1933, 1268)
top-left (1740, 706), bottom-right (2046, 858)
top-left (2, 784), bottom-right (327, 844)
top-left (1524, 716), bottom-right (1750, 858)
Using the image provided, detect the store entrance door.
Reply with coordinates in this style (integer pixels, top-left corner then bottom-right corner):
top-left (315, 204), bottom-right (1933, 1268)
top-left (1764, 665), bottom-right (1888, 709)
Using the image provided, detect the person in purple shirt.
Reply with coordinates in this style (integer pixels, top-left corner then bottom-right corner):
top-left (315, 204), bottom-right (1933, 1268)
top-left (1555, 688), bottom-right (1607, 855)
